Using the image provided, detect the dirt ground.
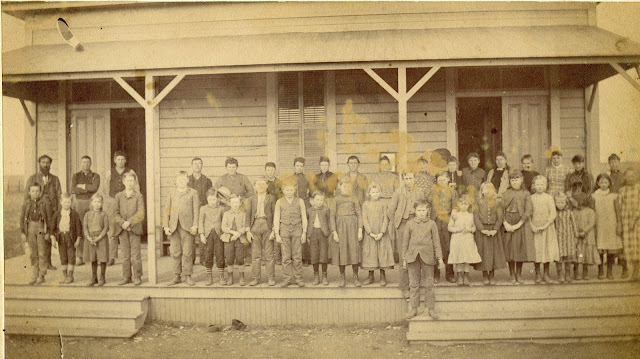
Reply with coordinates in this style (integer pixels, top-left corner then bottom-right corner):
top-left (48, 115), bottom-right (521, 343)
top-left (6, 323), bottom-right (640, 359)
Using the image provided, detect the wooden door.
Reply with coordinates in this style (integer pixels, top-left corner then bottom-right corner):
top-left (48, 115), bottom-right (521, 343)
top-left (502, 96), bottom-right (549, 172)
top-left (70, 109), bottom-right (111, 182)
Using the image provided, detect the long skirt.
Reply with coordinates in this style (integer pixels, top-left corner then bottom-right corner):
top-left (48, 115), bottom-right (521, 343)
top-left (361, 231), bottom-right (394, 270)
top-left (330, 215), bottom-right (360, 265)
top-left (474, 229), bottom-right (507, 271)
top-left (533, 226), bottom-right (560, 263)
top-left (502, 212), bottom-right (535, 262)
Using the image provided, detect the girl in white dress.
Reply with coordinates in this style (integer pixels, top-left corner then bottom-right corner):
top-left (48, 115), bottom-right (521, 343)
top-left (448, 196), bottom-right (481, 286)
top-left (592, 173), bottom-right (623, 279)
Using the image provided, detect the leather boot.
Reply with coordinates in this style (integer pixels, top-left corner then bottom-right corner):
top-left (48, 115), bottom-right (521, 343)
top-left (59, 270), bottom-right (68, 284)
top-left (339, 273), bottom-right (346, 287)
top-left (239, 272), bottom-right (246, 286)
top-left (185, 275), bottom-right (195, 286)
top-left (205, 272), bottom-right (213, 286)
top-left (565, 264), bottom-right (573, 283)
top-left (582, 265), bottom-right (589, 281)
top-left (379, 271), bottom-right (386, 287)
top-left (598, 264), bottom-right (605, 279)
top-left (65, 271), bottom-right (74, 284)
top-left (557, 265), bottom-right (565, 283)
top-left (312, 273), bottom-right (320, 285)
top-left (362, 271), bottom-right (374, 285)
top-left (482, 271), bottom-right (489, 285)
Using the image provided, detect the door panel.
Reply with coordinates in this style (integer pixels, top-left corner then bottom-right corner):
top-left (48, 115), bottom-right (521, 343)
top-left (502, 96), bottom-right (549, 172)
top-left (70, 109), bottom-right (111, 183)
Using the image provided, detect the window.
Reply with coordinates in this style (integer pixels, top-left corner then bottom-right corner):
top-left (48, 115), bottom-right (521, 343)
top-left (277, 72), bottom-right (326, 174)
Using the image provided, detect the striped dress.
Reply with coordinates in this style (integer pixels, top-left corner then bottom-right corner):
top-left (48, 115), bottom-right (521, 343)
top-left (617, 183), bottom-right (640, 262)
top-left (555, 208), bottom-right (578, 262)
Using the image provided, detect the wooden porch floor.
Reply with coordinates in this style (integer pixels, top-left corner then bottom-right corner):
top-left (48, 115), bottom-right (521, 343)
top-left (4, 244), bottom-right (633, 288)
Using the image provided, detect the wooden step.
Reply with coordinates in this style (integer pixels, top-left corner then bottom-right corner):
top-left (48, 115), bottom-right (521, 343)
top-left (434, 296), bottom-right (640, 313)
top-left (3, 325), bottom-right (139, 338)
top-left (406, 325), bottom-right (640, 342)
top-left (5, 298), bottom-right (147, 317)
top-left (5, 313), bottom-right (146, 333)
top-left (418, 307), bottom-right (640, 321)
top-left (408, 315), bottom-right (640, 333)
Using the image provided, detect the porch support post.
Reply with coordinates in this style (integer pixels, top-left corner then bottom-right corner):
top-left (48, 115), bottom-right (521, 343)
top-left (584, 84), bottom-right (600, 173)
top-left (144, 74), bottom-right (158, 285)
top-left (363, 67), bottom-right (441, 171)
top-left (549, 65), bottom-right (561, 149)
top-left (398, 67), bottom-right (408, 170)
top-left (325, 71), bottom-right (337, 169)
top-left (114, 74), bottom-right (185, 285)
top-left (445, 68), bottom-right (457, 157)
top-left (266, 73), bottom-right (277, 163)
top-left (57, 101), bottom-right (67, 193)
top-left (609, 62), bottom-right (640, 93)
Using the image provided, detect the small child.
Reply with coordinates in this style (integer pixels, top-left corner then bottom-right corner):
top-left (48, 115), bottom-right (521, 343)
top-left (330, 176), bottom-right (363, 287)
top-left (403, 200), bottom-right (444, 320)
top-left (50, 193), bottom-right (83, 284)
top-left (83, 193), bottom-right (110, 286)
top-left (245, 177), bottom-right (276, 286)
top-left (530, 176), bottom-right (559, 284)
top-left (307, 191), bottom-right (331, 285)
top-left (199, 188), bottom-right (226, 286)
top-left (361, 183), bottom-right (394, 286)
top-left (554, 193), bottom-right (578, 283)
top-left (592, 174), bottom-right (623, 279)
top-left (21, 183), bottom-right (54, 285)
top-left (429, 171), bottom-right (458, 283)
top-left (473, 183), bottom-right (506, 285)
top-left (448, 196), bottom-right (481, 286)
top-left (502, 172), bottom-right (535, 284)
top-left (221, 195), bottom-right (250, 286)
top-left (162, 171), bottom-right (200, 286)
top-left (113, 171), bottom-right (145, 286)
top-left (573, 193), bottom-right (600, 280)
top-left (617, 169), bottom-right (640, 281)
top-left (274, 178), bottom-right (308, 287)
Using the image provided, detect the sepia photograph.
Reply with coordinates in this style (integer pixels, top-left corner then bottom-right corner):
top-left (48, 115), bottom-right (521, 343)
top-left (2, 1), bottom-right (640, 358)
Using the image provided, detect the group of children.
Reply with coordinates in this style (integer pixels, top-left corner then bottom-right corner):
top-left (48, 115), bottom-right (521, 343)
top-left (21, 170), bottom-right (144, 286)
top-left (21, 150), bottom-right (640, 322)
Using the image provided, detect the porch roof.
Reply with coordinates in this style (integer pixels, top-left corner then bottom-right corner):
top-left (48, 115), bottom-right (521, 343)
top-left (3, 25), bottom-right (640, 82)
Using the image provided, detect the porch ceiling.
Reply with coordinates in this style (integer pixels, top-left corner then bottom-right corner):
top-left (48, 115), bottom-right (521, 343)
top-left (3, 25), bottom-right (640, 82)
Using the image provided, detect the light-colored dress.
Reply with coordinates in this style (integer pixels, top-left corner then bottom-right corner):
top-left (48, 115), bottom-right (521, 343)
top-left (574, 208), bottom-right (601, 265)
top-left (361, 200), bottom-right (394, 270)
top-left (531, 192), bottom-right (560, 263)
top-left (555, 208), bottom-right (578, 262)
top-left (592, 189), bottom-right (623, 253)
top-left (617, 184), bottom-right (640, 262)
top-left (447, 210), bottom-right (482, 264)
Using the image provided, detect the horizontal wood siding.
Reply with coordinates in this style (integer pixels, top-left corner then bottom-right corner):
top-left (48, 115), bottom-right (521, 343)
top-left (158, 74), bottom-right (267, 202)
top-left (36, 103), bottom-right (60, 176)
top-left (29, 3), bottom-right (593, 45)
top-left (335, 69), bottom-right (446, 174)
top-left (559, 88), bottom-right (586, 167)
top-left (150, 297), bottom-right (406, 326)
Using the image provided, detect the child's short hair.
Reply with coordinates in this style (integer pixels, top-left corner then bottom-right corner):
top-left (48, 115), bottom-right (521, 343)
top-left (455, 195), bottom-right (474, 211)
top-left (595, 173), bottom-right (612, 187)
top-left (38, 154), bottom-right (53, 164)
top-left (608, 154), bottom-right (621, 162)
top-left (554, 192), bottom-right (568, 207)
top-left (281, 176), bottom-right (297, 188)
top-left (206, 188), bottom-right (218, 198)
top-left (435, 171), bottom-right (449, 180)
top-left (496, 151), bottom-right (507, 160)
top-left (509, 171), bottom-right (523, 180)
top-left (551, 150), bottom-right (563, 157)
top-left (123, 170), bottom-right (137, 181)
top-left (192, 157), bottom-right (203, 164)
top-left (225, 157), bottom-right (239, 167)
top-left (532, 175), bottom-right (547, 187)
top-left (265, 162), bottom-right (276, 169)
top-left (81, 155), bottom-right (92, 162)
top-left (447, 156), bottom-right (459, 164)
top-left (417, 156), bottom-right (428, 164)
top-left (413, 199), bottom-right (431, 210)
top-left (176, 170), bottom-right (188, 178)
top-left (571, 155), bottom-right (585, 163)
top-left (367, 182), bottom-right (382, 194)
top-left (379, 156), bottom-right (390, 163)
top-left (113, 150), bottom-right (126, 160)
top-left (294, 157), bottom-right (306, 165)
top-left (521, 154), bottom-right (533, 162)
top-left (254, 176), bottom-right (268, 185)
top-left (228, 194), bottom-right (241, 203)
top-left (61, 193), bottom-right (72, 200)
top-left (467, 152), bottom-right (480, 161)
top-left (319, 156), bottom-right (330, 164)
top-left (311, 190), bottom-right (325, 199)
top-left (480, 182), bottom-right (496, 195)
top-left (28, 182), bottom-right (42, 192)
top-left (91, 193), bottom-right (104, 201)
top-left (347, 155), bottom-right (360, 164)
